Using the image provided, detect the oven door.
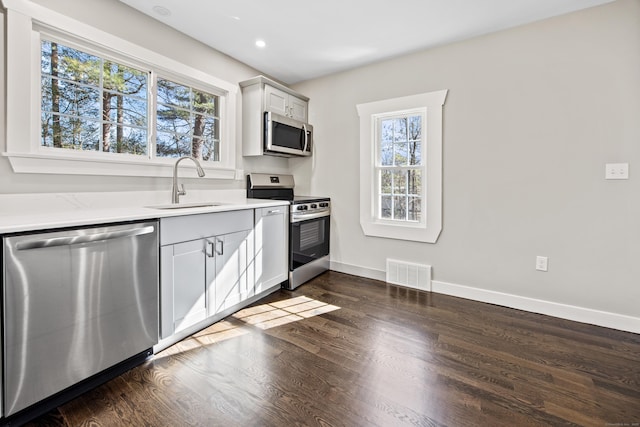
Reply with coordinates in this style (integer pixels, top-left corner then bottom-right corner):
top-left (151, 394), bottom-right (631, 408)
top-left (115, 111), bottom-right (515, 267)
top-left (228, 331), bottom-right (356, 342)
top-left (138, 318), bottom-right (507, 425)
top-left (290, 213), bottom-right (330, 270)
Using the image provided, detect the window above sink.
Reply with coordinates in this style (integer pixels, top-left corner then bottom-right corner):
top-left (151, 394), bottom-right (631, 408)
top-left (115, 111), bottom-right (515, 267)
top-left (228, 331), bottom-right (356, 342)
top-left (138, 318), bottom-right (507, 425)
top-left (2, 0), bottom-right (239, 179)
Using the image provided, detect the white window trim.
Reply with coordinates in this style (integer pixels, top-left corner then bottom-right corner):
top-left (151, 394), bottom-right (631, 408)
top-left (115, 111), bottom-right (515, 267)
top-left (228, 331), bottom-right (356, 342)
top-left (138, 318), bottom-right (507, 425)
top-left (2, 0), bottom-right (238, 179)
top-left (357, 89), bottom-right (447, 243)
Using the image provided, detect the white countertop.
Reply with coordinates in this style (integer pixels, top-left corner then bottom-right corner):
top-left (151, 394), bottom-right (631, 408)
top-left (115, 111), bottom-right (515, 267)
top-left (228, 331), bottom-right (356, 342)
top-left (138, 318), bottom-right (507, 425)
top-left (0, 189), bottom-right (289, 234)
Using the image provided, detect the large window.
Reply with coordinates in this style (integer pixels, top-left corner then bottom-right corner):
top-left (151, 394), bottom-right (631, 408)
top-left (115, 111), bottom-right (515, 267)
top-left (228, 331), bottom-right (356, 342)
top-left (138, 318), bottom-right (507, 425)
top-left (357, 90), bottom-right (447, 243)
top-left (4, 0), bottom-right (237, 178)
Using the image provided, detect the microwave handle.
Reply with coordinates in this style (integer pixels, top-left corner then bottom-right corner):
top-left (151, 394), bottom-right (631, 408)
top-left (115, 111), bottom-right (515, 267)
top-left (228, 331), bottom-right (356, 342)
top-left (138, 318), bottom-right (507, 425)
top-left (303, 123), bottom-right (309, 153)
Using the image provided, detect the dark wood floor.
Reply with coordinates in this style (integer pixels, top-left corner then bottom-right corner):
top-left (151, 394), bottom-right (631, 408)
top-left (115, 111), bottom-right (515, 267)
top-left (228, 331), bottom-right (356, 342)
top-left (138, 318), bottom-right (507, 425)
top-left (24, 271), bottom-right (640, 426)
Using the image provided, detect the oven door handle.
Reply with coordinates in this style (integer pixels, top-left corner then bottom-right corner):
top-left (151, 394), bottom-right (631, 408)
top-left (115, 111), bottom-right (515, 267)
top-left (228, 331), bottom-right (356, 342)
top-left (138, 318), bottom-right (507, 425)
top-left (291, 210), bottom-right (330, 223)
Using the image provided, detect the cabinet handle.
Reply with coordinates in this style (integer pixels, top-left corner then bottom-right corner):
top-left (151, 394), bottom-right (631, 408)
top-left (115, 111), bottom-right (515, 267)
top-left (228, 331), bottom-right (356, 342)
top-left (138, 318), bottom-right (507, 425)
top-left (267, 209), bottom-right (281, 215)
top-left (206, 240), bottom-right (215, 258)
top-left (215, 238), bottom-right (224, 256)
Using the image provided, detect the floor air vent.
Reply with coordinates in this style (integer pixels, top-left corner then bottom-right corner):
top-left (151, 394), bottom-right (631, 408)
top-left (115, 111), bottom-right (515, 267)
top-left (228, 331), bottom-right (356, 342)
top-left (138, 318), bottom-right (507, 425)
top-left (386, 259), bottom-right (432, 291)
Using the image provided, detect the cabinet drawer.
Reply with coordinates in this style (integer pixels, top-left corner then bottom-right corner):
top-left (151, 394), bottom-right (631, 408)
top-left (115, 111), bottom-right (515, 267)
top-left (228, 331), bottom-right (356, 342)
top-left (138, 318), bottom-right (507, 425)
top-left (160, 210), bottom-right (253, 246)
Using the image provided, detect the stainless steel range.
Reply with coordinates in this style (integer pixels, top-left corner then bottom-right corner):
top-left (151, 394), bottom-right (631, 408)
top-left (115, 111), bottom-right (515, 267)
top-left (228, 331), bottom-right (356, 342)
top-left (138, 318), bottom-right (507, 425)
top-left (247, 173), bottom-right (330, 290)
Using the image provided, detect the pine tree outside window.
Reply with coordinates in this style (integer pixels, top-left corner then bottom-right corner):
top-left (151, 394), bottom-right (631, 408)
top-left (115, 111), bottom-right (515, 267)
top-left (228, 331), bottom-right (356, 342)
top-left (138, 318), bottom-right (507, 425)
top-left (40, 40), bottom-right (222, 163)
top-left (156, 79), bottom-right (220, 161)
top-left (41, 41), bottom-right (148, 155)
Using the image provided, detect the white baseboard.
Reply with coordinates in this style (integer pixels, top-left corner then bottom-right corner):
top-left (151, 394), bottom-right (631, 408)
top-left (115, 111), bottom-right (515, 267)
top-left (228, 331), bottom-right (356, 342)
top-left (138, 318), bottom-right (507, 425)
top-left (327, 261), bottom-right (640, 334)
top-left (432, 280), bottom-right (640, 334)
top-left (330, 260), bottom-right (386, 282)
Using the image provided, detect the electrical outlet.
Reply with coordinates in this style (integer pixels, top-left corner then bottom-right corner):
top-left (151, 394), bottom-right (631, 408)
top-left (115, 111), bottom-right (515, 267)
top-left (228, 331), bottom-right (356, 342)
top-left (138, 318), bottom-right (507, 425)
top-left (536, 256), bottom-right (548, 272)
top-left (605, 163), bottom-right (629, 180)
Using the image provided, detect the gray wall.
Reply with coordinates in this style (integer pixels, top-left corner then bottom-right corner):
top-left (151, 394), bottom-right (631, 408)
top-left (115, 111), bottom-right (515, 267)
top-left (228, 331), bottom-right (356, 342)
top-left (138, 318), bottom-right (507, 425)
top-left (291, 0), bottom-right (640, 319)
top-left (0, 0), bottom-right (288, 194)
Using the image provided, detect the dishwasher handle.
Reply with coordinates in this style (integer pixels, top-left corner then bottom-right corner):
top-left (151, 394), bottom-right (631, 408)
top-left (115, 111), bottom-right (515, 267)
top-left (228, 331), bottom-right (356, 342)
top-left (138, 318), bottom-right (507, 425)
top-left (15, 225), bottom-right (156, 251)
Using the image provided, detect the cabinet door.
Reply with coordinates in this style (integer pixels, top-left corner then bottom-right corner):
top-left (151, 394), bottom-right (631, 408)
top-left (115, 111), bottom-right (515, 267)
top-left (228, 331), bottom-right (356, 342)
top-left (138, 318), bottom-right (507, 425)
top-left (254, 206), bottom-right (288, 293)
top-left (264, 85), bottom-right (289, 117)
top-left (213, 230), bottom-right (251, 314)
top-left (160, 240), bottom-right (207, 338)
top-left (289, 95), bottom-right (308, 122)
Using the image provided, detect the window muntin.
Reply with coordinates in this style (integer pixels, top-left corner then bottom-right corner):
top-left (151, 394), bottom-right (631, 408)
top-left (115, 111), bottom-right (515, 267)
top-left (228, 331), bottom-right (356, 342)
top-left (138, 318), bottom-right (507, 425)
top-left (156, 79), bottom-right (220, 161)
top-left (376, 112), bottom-right (425, 223)
top-left (40, 40), bottom-right (149, 155)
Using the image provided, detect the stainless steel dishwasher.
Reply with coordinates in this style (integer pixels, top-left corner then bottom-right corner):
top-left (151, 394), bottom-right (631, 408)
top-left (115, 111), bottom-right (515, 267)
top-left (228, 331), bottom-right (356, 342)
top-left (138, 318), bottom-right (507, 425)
top-left (2, 221), bottom-right (159, 417)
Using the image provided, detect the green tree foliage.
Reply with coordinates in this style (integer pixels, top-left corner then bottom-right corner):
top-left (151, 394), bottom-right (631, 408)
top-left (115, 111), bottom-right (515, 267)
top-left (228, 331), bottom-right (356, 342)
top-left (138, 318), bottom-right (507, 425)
top-left (156, 79), bottom-right (219, 161)
top-left (42, 40), bottom-right (147, 155)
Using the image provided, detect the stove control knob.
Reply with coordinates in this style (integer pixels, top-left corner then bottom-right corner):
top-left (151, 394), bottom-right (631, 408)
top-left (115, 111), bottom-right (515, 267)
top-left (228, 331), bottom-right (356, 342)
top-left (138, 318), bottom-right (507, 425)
top-left (319, 202), bottom-right (328, 207)
top-left (296, 205), bottom-right (305, 211)
top-left (310, 204), bottom-right (317, 209)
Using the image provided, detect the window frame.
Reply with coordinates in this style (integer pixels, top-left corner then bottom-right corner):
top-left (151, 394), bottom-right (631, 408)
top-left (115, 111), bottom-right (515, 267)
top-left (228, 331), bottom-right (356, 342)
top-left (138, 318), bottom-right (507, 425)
top-left (357, 89), bottom-right (447, 243)
top-left (3, 0), bottom-right (238, 179)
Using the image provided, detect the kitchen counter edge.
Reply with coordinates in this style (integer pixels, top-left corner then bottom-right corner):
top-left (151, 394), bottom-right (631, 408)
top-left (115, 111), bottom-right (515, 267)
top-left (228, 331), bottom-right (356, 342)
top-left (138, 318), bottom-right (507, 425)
top-left (0, 199), bottom-right (289, 234)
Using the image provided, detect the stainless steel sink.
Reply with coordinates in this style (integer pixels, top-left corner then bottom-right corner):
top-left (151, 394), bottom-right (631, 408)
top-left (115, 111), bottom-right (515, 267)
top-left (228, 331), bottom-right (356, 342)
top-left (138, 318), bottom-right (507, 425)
top-left (146, 202), bottom-right (224, 209)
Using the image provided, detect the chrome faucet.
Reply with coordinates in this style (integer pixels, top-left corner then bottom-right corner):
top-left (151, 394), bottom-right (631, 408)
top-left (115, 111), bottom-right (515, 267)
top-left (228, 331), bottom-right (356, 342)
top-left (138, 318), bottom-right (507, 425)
top-left (171, 156), bottom-right (206, 204)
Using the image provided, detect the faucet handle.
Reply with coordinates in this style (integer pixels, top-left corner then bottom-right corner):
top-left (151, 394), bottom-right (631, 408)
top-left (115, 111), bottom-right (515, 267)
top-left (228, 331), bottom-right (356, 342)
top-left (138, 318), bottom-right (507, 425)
top-left (178, 184), bottom-right (186, 196)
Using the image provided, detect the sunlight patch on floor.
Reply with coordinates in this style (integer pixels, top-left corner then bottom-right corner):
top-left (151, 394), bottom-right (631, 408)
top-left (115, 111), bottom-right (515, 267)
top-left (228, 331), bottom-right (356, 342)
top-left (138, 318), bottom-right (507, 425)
top-left (156, 296), bottom-right (341, 357)
top-left (232, 296), bottom-right (341, 329)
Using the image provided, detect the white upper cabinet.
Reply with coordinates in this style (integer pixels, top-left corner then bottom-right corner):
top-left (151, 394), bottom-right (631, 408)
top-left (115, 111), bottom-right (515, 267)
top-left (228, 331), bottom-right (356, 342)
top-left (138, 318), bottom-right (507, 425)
top-left (264, 85), bottom-right (308, 122)
top-left (240, 75), bottom-right (310, 156)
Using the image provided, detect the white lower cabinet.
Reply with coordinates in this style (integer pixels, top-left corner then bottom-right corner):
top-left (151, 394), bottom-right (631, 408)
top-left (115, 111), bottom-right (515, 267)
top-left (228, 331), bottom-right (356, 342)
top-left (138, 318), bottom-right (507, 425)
top-left (159, 210), bottom-right (254, 340)
top-left (161, 239), bottom-right (208, 336)
top-left (254, 206), bottom-right (288, 294)
top-left (209, 229), bottom-right (253, 314)
top-left (158, 206), bottom-right (287, 346)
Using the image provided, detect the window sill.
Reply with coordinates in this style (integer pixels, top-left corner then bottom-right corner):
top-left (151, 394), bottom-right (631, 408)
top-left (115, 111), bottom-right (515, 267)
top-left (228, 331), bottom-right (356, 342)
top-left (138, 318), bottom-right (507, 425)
top-left (3, 151), bottom-right (238, 180)
top-left (374, 218), bottom-right (424, 228)
top-left (360, 217), bottom-right (441, 243)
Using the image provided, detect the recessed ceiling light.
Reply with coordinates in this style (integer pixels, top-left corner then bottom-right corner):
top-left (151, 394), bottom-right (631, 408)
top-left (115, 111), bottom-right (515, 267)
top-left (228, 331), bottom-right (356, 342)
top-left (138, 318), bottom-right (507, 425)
top-left (255, 39), bottom-right (266, 48)
top-left (152, 5), bottom-right (171, 17)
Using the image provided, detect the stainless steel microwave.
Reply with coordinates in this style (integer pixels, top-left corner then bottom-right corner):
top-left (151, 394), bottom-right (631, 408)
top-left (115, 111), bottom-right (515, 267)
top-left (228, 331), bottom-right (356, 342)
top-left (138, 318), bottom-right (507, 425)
top-left (264, 111), bottom-right (313, 157)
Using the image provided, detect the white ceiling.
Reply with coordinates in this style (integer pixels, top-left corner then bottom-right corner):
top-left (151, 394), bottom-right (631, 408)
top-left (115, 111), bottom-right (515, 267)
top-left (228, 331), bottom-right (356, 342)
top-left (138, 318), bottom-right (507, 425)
top-left (120, 0), bottom-right (614, 84)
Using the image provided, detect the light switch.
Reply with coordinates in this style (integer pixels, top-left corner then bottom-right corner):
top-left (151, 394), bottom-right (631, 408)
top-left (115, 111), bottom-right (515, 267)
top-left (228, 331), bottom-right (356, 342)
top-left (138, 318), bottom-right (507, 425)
top-left (605, 163), bottom-right (629, 180)
top-left (536, 256), bottom-right (548, 272)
